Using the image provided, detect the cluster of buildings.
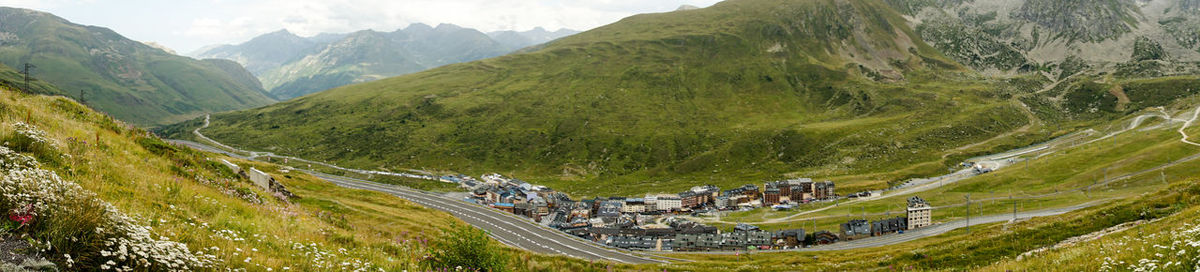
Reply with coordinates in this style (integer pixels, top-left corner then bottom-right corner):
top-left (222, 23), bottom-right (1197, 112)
top-left (445, 173), bottom-right (933, 252)
top-left (838, 196), bottom-right (933, 240)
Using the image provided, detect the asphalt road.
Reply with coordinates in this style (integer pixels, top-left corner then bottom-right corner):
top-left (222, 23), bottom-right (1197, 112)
top-left (795, 201), bottom-right (1099, 252)
top-left (682, 201), bottom-right (1101, 255)
top-left (167, 139), bottom-right (249, 160)
top-left (303, 171), bottom-right (664, 264)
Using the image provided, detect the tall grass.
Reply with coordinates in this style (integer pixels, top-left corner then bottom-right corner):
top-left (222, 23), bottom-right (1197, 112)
top-left (0, 90), bottom-right (628, 271)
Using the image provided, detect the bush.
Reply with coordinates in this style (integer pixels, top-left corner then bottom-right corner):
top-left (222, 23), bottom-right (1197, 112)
top-left (0, 140), bottom-right (217, 270)
top-left (2, 122), bottom-right (61, 166)
top-left (423, 223), bottom-right (509, 272)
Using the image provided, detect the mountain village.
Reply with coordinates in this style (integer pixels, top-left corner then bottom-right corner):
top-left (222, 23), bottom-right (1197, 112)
top-left (442, 173), bottom-right (935, 252)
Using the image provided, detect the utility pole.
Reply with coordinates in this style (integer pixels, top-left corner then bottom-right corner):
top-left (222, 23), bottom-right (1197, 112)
top-left (78, 89), bottom-right (86, 105)
top-left (21, 63), bottom-right (34, 93)
top-left (966, 193), bottom-right (971, 234)
top-left (1011, 194), bottom-right (1016, 221)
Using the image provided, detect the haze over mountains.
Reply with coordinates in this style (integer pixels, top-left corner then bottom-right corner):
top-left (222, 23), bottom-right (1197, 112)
top-left (176, 0), bottom-right (1001, 195)
top-left (0, 7), bottom-right (275, 126)
top-left (171, 0), bottom-right (1200, 197)
top-left (192, 24), bottom-right (579, 99)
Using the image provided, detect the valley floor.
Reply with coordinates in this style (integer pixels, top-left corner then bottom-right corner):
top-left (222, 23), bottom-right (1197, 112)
top-left (173, 92), bottom-right (1200, 271)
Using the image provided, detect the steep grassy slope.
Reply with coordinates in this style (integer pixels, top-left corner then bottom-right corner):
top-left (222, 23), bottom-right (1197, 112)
top-left (0, 59), bottom-right (57, 94)
top-left (982, 196), bottom-right (1200, 271)
top-left (658, 178), bottom-right (1200, 271)
top-left (0, 7), bottom-right (276, 126)
top-left (166, 0), bottom-right (1055, 197)
top-left (646, 93), bottom-right (1200, 270)
top-left (0, 73), bottom-right (612, 270)
top-left (488, 27), bottom-right (581, 51)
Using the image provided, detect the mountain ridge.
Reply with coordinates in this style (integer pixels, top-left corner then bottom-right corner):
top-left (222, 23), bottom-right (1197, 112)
top-left (168, 0), bottom-right (1046, 197)
top-left (0, 7), bottom-right (276, 126)
top-left (194, 24), bottom-right (579, 99)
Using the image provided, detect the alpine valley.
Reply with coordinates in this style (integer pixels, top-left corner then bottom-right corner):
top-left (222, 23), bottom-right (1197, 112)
top-left (1, 0), bottom-right (1200, 271)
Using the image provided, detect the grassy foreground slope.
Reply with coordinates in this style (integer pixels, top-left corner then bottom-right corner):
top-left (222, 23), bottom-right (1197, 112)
top-left (176, 0), bottom-right (1047, 197)
top-left (0, 7), bottom-right (276, 126)
top-left (0, 77), bottom-right (616, 270)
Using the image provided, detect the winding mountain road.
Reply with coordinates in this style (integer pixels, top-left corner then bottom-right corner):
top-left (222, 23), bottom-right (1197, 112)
top-left (172, 118), bottom-right (663, 264)
top-left (167, 104), bottom-right (1200, 260)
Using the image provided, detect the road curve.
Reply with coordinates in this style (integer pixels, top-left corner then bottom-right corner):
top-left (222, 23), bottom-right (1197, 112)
top-left (303, 171), bottom-right (664, 264)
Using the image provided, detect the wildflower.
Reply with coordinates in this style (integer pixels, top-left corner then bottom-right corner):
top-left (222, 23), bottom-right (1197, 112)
top-left (7, 211), bottom-right (33, 226)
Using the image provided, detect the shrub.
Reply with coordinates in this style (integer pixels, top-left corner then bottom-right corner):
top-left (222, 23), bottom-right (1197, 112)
top-left (0, 143), bottom-right (218, 270)
top-left (423, 223), bottom-right (509, 272)
top-left (3, 122), bottom-right (61, 166)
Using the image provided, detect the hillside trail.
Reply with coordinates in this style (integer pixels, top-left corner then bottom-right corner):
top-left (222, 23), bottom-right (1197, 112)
top-left (1180, 106), bottom-right (1200, 147)
top-left (943, 99), bottom-right (1042, 158)
top-left (696, 104), bottom-right (1200, 226)
top-left (192, 115), bottom-right (436, 180)
top-left (942, 74), bottom-right (1075, 159)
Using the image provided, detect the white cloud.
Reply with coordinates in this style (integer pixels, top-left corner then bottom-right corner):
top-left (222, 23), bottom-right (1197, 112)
top-left (1, 0), bottom-right (723, 53)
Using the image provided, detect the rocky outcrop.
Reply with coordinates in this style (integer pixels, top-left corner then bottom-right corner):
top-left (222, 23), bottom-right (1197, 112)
top-left (1132, 36), bottom-right (1168, 61)
top-left (1017, 0), bottom-right (1137, 42)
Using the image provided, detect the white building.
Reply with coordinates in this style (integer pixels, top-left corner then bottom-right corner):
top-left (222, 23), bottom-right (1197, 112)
top-left (622, 200), bottom-right (646, 213)
top-left (655, 195), bottom-right (682, 211)
top-left (907, 196), bottom-right (932, 229)
top-left (481, 173), bottom-right (508, 186)
top-left (643, 195), bottom-right (659, 211)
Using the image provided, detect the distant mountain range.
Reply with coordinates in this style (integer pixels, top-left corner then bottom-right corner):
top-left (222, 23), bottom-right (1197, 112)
top-left (192, 25), bottom-right (579, 99)
top-left (0, 7), bottom-right (275, 126)
top-left (174, 0), bottom-right (1200, 197)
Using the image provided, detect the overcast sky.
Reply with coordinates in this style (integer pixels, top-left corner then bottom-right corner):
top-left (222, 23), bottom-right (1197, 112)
top-left (0, 0), bottom-right (722, 54)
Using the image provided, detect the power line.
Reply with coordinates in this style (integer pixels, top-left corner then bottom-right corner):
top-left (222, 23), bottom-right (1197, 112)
top-left (22, 63), bottom-right (35, 93)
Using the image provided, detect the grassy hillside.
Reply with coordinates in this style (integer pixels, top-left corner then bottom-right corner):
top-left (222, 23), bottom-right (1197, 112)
top-left (0, 7), bottom-right (276, 126)
top-left (0, 74), bottom-right (622, 270)
top-left (166, 0), bottom-right (1059, 197)
top-left (641, 93), bottom-right (1200, 270)
top-left (654, 177), bottom-right (1200, 271)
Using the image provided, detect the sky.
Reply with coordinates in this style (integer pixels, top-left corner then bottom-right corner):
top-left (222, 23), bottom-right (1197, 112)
top-left (0, 0), bottom-right (723, 54)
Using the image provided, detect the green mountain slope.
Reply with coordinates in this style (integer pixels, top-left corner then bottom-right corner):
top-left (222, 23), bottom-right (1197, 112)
top-left (0, 7), bottom-right (276, 126)
top-left (0, 63), bottom-right (588, 271)
top-left (487, 27), bottom-right (581, 50)
top-left (166, 0), bottom-right (1058, 196)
